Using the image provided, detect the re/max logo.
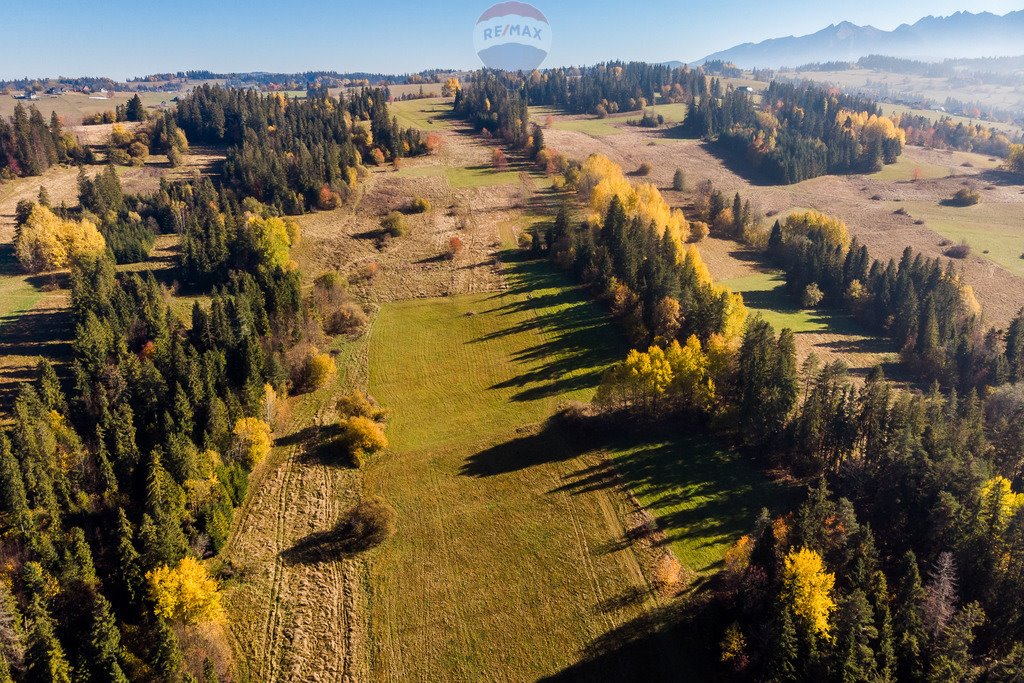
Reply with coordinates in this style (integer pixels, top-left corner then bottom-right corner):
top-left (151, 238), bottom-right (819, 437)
top-left (482, 23), bottom-right (543, 41)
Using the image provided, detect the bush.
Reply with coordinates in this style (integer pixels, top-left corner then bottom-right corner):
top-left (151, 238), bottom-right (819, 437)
top-left (324, 302), bottom-right (368, 335)
top-left (447, 235), bottom-right (464, 260)
top-left (802, 283), bottom-right (824, 308)
top-left (317, 184), bottom-right (340, 210)
top-left (636, 162), bottom-right (653, 176)
top-left (689, 221), bottom-right (710, 243)
top-left (336, 390), bottom-right (386, 421)
top-left (281, 497), bottom-right (396, 562)
top-left (380, 211), bottom-right (407, 237)
top-left (408, 196), bottom-right (431, 214)
top-left (944, 240), bottom-right (971, 259)
top-left (942, 188), bottom-right (981, 207)
top-left (292, 348), bottom-right (336, 393)
top-left (338, 415), bottom-right (388, 461)
top-left (672, 169), bottom-right (686, 191)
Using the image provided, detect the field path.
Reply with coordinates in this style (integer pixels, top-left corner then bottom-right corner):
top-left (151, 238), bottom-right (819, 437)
top-left (221, 344), bottom-right (368, 683)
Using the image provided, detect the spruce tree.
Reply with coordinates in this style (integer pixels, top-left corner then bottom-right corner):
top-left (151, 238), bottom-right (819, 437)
top-left (89, 594), bottom-right (128, 683)
top-left (24, 596), bottom-right (72, 683)
top-left (769, 606), bottom-right (799, 682)
top-left (894, 551), bottom-right (926, 682)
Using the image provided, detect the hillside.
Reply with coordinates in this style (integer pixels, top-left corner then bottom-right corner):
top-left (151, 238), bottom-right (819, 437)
top-left (696, 9), bottom-right (1024, 68)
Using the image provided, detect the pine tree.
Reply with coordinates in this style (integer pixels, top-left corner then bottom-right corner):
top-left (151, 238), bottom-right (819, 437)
top-left (894, 551), bottom-right (926, 682)
top-left (89, 594), bottom-right (128, 683)
top-left (672, 168), bottom-right (685, 192)
top-left (1006, 309), bottom-right (1024, 384)
top-left (115, 507), bottom-right (142, 603)
top-left (150, 616), bottom-right (182, 682)
top-left (870, 570), bottom-right (896, 682)
top-left (928, 602), bottom-right (985, 683)
top-left (24, 596), bottom-right (72, 683)
top-left (769, 605), bottom-right (799, 682)
top-left (0, 435), bottom-right (30, 535)
top-left (837, 589), bottom-right (878, 683)
top-left (35, 360), bottom-right (66, 414)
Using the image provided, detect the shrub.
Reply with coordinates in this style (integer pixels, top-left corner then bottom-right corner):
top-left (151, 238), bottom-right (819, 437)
top-left (336, 390), bottom-right (386, 421)
top-left (230, 418), bottom-right (272, 467)
top-left (689, 221), bottom-right (710, 242)
top-left (338, 415), bottom-right (388, 461)
top-left (672, 168), bottom-right (686, 191)
top-left (107, 148), bottom-right (131, 166)
top-left (317, 184), bottom-right (340, 210)
top-left (128, 141), bottom-right (149, 166)
top-left (408, 196), bottom-right (431, 214)
top-left (945, 240), bottom-right (972, 259)
top-left (282, 497), bottom-right (396, 561)
top-left (292, 348), bottom-right (336, 393)
top-left (636, 162), bottom-right (653, 176)
top-left (324, 302), bottom-right (368, 335)
top-left (447, 235), bottom-right (464, 260)
top-left (369, 148), bottom-right (386, 165)
top-left (942, 188), bottom-right (981, 207)
top-left (802, 283), bottom-right (824, 308)
top-left (381, 211), bottom-right (408, 237)
top-left (492, 148), bottom-right (508, 170)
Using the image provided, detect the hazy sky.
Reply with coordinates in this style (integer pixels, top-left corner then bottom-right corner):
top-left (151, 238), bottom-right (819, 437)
top-left (2, 0), bottom-right (1022, 80)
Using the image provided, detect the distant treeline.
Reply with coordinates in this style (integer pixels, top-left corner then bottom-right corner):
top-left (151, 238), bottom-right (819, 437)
top-left (681, 80), bottom-right (904, 183)
top-left (129, 70), bottom-right (448, 86)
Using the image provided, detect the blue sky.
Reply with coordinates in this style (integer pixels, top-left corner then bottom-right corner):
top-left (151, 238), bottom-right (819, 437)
top-left (2, 0), bottom-right (1021, 80)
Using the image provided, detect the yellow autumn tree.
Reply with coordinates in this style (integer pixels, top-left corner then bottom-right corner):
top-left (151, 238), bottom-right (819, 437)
top-left (1007, 144), bottom-right (1024, 174)
top-left (837, 110), bottom-right (906, 148)
top-left (14, 204), bottom-right (106, 273)
top-left (246, 214), bottom-right (297, 270)
top-left (783, 210), bottom-right (850, 249)
top-left (665, 335), bottom-right (715, 411)
top-left (576, 154), bottom-right (690, 247)
top-left (782, 547), bottom-right (836, 640)
top-left (979, 476), bottom-right (1024, 530)
top-left (339, 415), bottom-right (388, 462)
top-left (147, 557), bottom-right (225, 625)
top-left (442, 77), bottom-right (461, 97)
top-left (231, 418), bottom-right (272, 467)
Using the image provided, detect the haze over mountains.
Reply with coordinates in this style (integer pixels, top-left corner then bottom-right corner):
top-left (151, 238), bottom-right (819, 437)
top-left (696, 10), bottom-right (1024, 68)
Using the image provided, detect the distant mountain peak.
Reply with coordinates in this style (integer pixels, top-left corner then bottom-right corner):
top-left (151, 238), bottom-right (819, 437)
top-left (695, 9), bottom-right (1024, 68)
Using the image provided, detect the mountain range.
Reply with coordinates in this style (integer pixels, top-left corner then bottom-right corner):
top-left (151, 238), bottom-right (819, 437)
top-left (695, 10), bottom-right (1024, 68)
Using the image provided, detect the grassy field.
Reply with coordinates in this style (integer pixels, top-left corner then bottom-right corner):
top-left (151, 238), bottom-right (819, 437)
top-left (365, 258), bottom-right (655, 681)
top-left (362, 255), bottom-right (792, 679)
top-left (720, 271), bottom-right (861, 334)
top-left (890, 199), bottom-right (1024, 277)
top-left (634, 102), bottom-right (688, 123)
top-left (871, 156), bottom-right (954, 181)
top-left (389, 97), bottom-right (452, 131)
top-left (394, 163), bottom-right (522, 188)
top-left (0, 92), bottom-right (170, 123)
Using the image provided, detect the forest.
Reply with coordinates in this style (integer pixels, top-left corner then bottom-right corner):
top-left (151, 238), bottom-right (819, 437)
top-left (680, 80), bottom-right (905, 183)
top-left (0, 78), bottom-right (427, 681)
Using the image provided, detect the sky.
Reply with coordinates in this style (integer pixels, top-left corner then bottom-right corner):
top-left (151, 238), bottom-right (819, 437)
top-left (2, 0), bottom-right (1022, 80)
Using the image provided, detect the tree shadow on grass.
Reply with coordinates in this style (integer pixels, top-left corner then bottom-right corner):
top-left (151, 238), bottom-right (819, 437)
top-left (469, 259), bottom-right (627, 402)
top-left (540, 599), bottom-right (716, 682)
